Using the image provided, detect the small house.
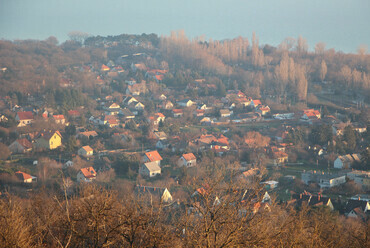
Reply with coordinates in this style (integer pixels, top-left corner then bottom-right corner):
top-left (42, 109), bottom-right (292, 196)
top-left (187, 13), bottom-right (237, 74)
top-left (77, 167), bottom-right (97, 182)
top-left (15, 111), bottom-right (34, 127)
top-left (172, 109), bottom-right (183, 118)
top-left (9, 138), bottom-right (33, 154)
top-left (143, 150), bottom-right (163, 167)
top-left (78, 146), bottom-right (94, 157)
top-left (15, 171), bottom-right (37, 183)
top-left (35, 130), bottom-right (62, 150)
top-left (139, 162), bottom-right (161, 177)
top-left (177, 99), bottom-right (195, 107)
top-left (52, 115), bottom-right (66, 124)
top-left (334, 154), bottom-right (361, 169)
top-left (178, 153), bottom-right (197, 167)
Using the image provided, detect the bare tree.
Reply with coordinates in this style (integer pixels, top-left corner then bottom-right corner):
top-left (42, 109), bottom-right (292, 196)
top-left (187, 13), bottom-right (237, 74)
top-left (320, 60), bottom-right (327, 82)
top-left (357, 44), bottom-right (368, 56)
top-left (278, 37), bottom-right (296, 51)
top-left (296, 36), bottom-right (308, 54)
top-left (67, 31), bottom-right (90, 44)
top-left (315, 42), bottom-right (326, 55)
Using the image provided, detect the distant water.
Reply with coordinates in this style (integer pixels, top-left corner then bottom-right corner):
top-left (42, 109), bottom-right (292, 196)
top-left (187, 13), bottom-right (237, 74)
top-left (0, 0), bottom-right (369, 53)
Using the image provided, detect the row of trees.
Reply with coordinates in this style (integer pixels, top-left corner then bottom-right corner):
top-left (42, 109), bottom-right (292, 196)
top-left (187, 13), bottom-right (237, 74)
top-left (1, 176), bottom-right (369, 248)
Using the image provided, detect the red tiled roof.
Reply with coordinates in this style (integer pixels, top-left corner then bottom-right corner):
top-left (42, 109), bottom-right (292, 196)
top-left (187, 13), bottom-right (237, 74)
top-left (155, 74), bottom-right (164, 81)
top-left (81, 146), bottom-right (93, 153)
top-left (80, 167), bottom-right (96, 178)
top-left (53, 115), bottom-right (65, 120)
top-left (303, 109), bottom-right (320, 118)
top-left (182, 153), bottom-right (196, 161)
top-left (101, 64), bottom-right (110, 71)
top-left (252, 100), bottom-right (262, 106)
top-left (17, 111), bottom-right (34, 120)
top-left (145, 150), bottom-right (163, 162)
top-left (15, 171), bottom-right (33, 180)
top-left (68, 110), bottom-right (81, 117)
top-left (79, 131), bottom-right (98, 137)
top-left (172, 109), bottom-right (183, 114)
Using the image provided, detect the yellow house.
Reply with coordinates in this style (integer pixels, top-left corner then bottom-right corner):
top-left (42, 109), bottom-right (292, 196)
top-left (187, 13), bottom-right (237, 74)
top-left (35, 130), bottom-right (62, 150)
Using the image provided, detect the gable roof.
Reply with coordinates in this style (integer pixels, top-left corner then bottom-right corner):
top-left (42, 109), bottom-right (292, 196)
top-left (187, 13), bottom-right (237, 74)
top-left (136, 185), bottom-right (170, 198)
top-left (143, 161), bottom-right (161, 172)
top-left (53, 114), bottom-right (65, 120)
top-left (81, 145), bottom-right (93, 153)
top-left (144, 150), bottom-right (163, 162)
top-left (172, 109), bottom-right (183, 114)
top-left (345, 199), bottom-right (369, 213)
top-left (182, 153), bottom-right (196, 161)
top-left (79, 131), bottom-right (98, 138)
top-left (80, 167), bottom-right (96, 178)
top-left (15, 171), bottom-right (33, 181)
top-left (37, 130), bottom-right (62, 141)
top-left (252, 100), bottom-right (262, 106)
top-left (17, 111), bottom-right (34, 120)
top-left (15, 138), bottom-right (33, 149)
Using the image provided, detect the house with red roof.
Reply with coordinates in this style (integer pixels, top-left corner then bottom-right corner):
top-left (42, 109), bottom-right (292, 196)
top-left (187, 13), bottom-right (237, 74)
top-left (15, 171), bottom-right (37, 183)
top-left (9, 138), bottom-right (33, 154)
top-left (270, 146), bottom-right (289, 165)
top-left (250, 99), bottom-right (262, 108)
top-left (101, 64), bottom-right (110, 72)
top-left (301, 109), bottom-right (321, 123)
top-left (15, 111), bottom-right (34, 127)
top-left (68, 110), bottom-right (81, 118)
top-left (52, 115), bottom-right (66, 125)
top-left (178, 153), bottom-right (197, 167)
top-left (148, 113), bottom-right (166, 125)
top-left (77, 167), bottom-right (97, 182)
top-left (143, 150), bottom-right (163, 167)
top-left (256, 105), bottom-right (271, 116)
top-left (172, 109), bottom-right (183, 118)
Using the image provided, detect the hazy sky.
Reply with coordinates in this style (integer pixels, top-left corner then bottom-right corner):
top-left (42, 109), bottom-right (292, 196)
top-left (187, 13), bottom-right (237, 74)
top-left (0, 0), bottom-right (369, 53)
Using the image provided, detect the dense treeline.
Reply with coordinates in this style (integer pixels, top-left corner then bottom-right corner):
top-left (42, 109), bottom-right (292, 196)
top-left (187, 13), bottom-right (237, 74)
top-left (159, 31), bottom-right (369, 102)
top-left (0, 32), bottom-right (369, 103)
top-left (1, 182), bottom-right (369, 248)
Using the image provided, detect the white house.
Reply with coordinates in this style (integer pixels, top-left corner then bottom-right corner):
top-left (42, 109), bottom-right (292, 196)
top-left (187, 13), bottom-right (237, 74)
top-left (319, 175), bottom-right (346, 188)
top-left (139, 162), bottom-right (161, 177)
top-left (334, 154), bottom-right (361, 169)
top-left (143, 150), bottom-right (163, 167)
top-left (178, 153), bottom-right (197, 167)
top-left (177, 99), bottom-right (195, 107)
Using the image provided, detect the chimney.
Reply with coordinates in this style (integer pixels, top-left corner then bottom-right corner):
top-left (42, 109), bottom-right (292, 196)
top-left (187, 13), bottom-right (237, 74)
top-left (358, 197), bottom-right (360, 201)
top-left (318, 195), bottom-right (320, 201)
top-left (300, 194), bottom-right (302, 199)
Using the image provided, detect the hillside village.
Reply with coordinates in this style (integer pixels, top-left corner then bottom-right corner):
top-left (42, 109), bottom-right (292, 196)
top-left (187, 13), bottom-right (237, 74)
top-left (0, 33), bottom-right (369, 222)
